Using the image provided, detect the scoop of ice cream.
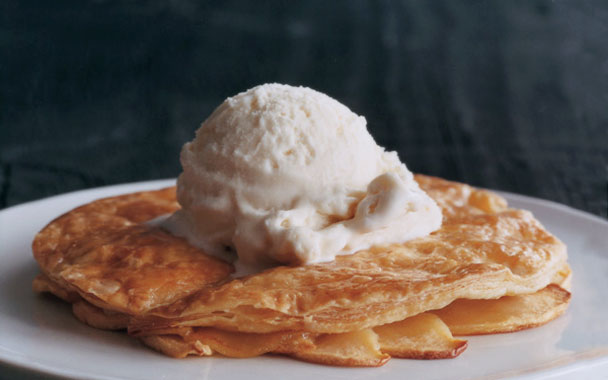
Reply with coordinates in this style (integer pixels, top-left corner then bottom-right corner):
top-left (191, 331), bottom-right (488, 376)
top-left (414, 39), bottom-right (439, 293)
top-left (167, 83), bottom-right (442, 268)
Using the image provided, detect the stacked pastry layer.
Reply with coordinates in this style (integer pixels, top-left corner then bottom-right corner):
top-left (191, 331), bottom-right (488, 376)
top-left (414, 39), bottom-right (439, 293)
top-left (32, 175), bottom-right (571, 366)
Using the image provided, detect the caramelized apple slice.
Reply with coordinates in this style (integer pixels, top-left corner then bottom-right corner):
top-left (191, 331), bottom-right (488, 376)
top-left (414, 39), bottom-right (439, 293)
top-left (136, 313), bottom-right (470, 365)
top-left (183, 328), bottom-right (315, 358)
top-left (431, 284), bottom-right (571, 335)
top-left (292, 329), bottom-right (390, 367)
top-left (140, 334), bottom-right (212, 358)
top-left (374, 312), bottom-right (467, 359)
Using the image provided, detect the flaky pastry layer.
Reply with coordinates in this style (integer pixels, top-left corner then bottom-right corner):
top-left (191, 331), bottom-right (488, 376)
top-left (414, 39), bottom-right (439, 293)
top-left (31, 175), bottom-right (570, 366)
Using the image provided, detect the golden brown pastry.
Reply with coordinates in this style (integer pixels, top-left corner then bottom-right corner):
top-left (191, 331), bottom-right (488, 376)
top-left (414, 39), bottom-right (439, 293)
top-left (32, 175), bottom-right (570, 366)
top-left (32, 187), bottom-right (233, 316)
top-left (130, 176), bottom-right (567, 335)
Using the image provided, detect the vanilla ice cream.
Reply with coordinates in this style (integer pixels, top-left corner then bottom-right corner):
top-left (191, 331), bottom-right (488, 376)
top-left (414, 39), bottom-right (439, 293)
top-left (166, 84), bottom-right (442, 269)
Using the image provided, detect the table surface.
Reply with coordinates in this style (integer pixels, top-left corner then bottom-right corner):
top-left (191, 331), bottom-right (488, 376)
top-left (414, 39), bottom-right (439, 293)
top-left (1, 0), bottom-right (607, 219)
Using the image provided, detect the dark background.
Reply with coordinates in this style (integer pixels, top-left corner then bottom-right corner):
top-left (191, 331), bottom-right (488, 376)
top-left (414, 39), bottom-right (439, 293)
top-left (1, 0), bottom-right (607, 218)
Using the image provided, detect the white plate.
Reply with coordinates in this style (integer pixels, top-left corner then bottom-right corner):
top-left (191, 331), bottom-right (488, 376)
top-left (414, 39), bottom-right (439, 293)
top-left (1, 180), bottom-right (607, 380)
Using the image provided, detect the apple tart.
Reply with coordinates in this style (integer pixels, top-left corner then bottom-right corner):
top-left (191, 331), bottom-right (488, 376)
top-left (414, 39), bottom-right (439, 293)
top-left (32, 175), bottom-right (571, 366)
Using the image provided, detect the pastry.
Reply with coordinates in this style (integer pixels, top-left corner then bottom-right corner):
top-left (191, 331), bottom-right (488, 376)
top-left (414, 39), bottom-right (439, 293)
top-left (32, 175), bottom-right (570, 366)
